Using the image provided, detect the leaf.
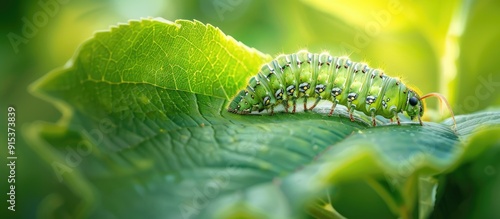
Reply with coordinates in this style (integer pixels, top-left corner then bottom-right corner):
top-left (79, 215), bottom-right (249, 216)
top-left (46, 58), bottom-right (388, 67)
top-left (28, 17), bottom-right (271, 218)
top-left (430, 127), bottom-right (500, 219)
top-left (27, 18), bottom-right (500, 219)
top-left (33, 18), bottom-right (271, 103)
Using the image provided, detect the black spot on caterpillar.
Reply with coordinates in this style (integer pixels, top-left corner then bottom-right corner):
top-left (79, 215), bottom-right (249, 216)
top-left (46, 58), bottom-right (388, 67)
top-left (228, 50), bottom-right (456, 127)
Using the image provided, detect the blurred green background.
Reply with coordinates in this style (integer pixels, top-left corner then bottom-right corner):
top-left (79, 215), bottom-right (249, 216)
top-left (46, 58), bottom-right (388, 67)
top-left (1, 0), bottom-right (499, 218)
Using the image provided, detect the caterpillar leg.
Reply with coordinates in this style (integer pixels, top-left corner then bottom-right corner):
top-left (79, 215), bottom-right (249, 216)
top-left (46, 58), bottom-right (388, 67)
top-left (308, 97), bottom-right (321, 110)
top-left (283, 100), bottom-right (289, 113)
top-left (292, 98), bottom-right (297, 113)
top-left (328, 101), bottom-right (337, 116)
top-left (303, 96), bottom-right (308, 111)
top-left (392, 110), bottom-right (401, 125)
top-left (270, 106), bottom-right (274, 116)
top-left (371, 111), bottom-right (377, 126)
top-left (349, 106), bottom-right (355, 122)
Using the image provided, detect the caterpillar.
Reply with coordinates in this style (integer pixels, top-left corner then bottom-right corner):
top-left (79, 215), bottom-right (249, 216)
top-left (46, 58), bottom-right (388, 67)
top-left (228, 50), bottom-right (456, 128)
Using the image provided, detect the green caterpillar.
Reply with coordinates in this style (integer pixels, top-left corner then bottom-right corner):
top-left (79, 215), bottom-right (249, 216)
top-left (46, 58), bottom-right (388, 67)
top-left (228, 50), bottom-right (454, 127)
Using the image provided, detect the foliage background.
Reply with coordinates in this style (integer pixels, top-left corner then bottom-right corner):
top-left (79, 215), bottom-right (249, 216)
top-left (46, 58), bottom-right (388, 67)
top-left (0, 0), bottom-right (499, 218)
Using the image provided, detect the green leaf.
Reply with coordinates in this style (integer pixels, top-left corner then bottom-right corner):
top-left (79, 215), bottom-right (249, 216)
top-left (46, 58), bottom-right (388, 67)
top-left (431, 126), bottom-right (500, 219)
top-left (27, 18), bottom-right (500, 219)
top-left (33, 18), bottom-right (271, 103)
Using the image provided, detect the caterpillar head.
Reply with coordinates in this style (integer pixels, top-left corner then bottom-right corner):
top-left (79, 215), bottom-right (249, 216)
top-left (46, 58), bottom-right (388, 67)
top-left (228, 90), bottom-right (252, 114)
top-left (405, 90), bottom-right (424, 120)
